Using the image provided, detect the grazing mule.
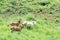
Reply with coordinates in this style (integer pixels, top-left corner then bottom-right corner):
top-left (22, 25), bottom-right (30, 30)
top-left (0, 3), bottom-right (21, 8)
top-left (10, 19), bottom-right (21, 26)
top-left (11, 23), bottom-right (27, 32)
top-left (23, 21), bottom-right (36, 27)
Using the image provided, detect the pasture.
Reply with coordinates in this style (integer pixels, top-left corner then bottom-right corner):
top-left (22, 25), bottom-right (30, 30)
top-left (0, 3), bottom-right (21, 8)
top-left (0, 0), bottom-right (60, 40)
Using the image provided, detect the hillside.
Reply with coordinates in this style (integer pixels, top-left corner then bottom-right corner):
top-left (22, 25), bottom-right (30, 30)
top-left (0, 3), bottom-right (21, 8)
top-left (0, 0), bottom-right (60, 40)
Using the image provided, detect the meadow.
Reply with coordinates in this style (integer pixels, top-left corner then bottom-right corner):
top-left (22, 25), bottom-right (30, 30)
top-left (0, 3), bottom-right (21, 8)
top-left (0, 0), bottom-right (60, 40)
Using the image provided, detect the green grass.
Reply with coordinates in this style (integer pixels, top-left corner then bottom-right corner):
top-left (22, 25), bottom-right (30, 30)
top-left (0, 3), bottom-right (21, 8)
top-left (0, 13), bottom-right (60, 40)
top-left (0, 0), bottom-right (60, 40)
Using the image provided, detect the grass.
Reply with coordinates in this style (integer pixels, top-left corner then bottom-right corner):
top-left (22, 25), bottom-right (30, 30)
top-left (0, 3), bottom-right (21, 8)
top-left (0, 0), bottom-right (60, 40)
top-left (0, 13), bottom-right (60, 40)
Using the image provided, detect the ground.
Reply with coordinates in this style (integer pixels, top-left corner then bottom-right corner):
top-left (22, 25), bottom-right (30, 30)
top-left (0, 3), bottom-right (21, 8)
top-left (0, 0), bottom-right (60, 40)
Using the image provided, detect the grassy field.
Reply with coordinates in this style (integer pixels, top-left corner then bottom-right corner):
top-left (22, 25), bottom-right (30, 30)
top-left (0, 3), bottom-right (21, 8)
top-left (0, 0), bottom-right (60, 40)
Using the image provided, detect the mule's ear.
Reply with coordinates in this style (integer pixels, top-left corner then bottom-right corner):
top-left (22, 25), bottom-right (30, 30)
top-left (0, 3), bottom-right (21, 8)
top-left (33, 21), bottom-right (36, 24)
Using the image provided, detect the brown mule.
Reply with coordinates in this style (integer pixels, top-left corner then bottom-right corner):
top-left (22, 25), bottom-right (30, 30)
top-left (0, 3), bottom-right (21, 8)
top-left (11, 23), bottom-right (27, 32)
top-left (10, 19), bottom-right (21, 26)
